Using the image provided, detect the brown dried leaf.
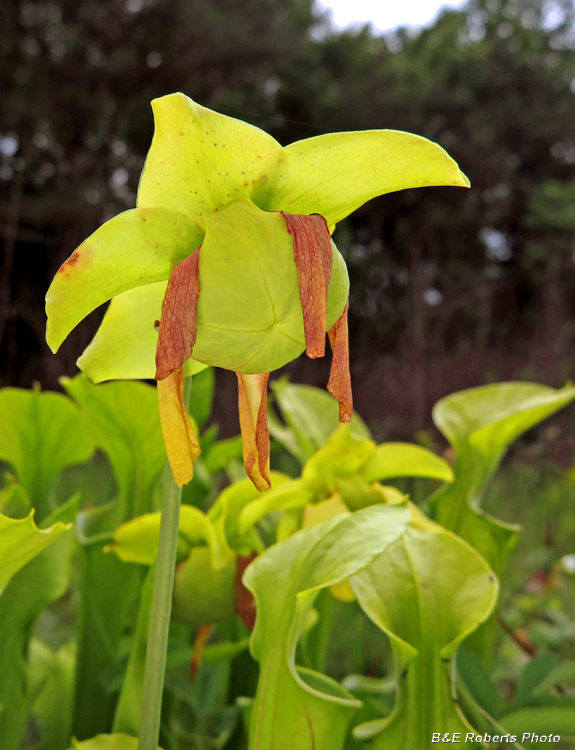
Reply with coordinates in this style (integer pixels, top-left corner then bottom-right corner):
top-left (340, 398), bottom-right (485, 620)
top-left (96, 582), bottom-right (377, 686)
top-left (157, 366), bottom-right (201, 487)
top-left (282, 212), bottom-right (332, 358)
top-left (155, 248), bottom-right (200, 381)
top-left (237, 373), bottom-right (271, 492)
top-left (327, 300), bottom-right (353, 423)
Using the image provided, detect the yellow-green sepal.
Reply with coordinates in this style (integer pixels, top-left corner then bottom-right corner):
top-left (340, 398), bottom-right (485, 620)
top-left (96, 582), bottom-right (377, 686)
top-left (77, 282), bottom-right (206, 382)
top-left (46, 208), bottom-right (203, 353)
top-left (254, 129), bottom-right (470, 230)
top-left (137, 92), bottom-right (283, 222)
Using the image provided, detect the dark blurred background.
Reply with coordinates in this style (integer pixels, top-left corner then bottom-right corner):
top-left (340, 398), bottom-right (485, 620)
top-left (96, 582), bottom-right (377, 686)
top-left (1, 0), bottom-right (575, 438)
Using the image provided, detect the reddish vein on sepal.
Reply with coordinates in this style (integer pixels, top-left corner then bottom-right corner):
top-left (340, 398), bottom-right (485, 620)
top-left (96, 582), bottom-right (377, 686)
top-left (235, 552), bottom-right (258, 631)
top-left (155, 248), bottom-right (200, 381)
top-left (282, 212), bottom-right (332, 359)
top-left (237, 373), bottom-right (271, 492)
top-left (190, 623), bottom-right (214, 675)
top-left (327, 300), bottom-right (353, 423)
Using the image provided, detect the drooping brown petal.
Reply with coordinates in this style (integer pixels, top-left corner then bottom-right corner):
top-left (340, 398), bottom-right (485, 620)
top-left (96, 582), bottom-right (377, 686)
top-left (190, 623), bottom-right (214, 675)
top-left (155, 248), bottom-right (200, 381)
top-left (237, 373), bottom-right (271, 492)
top-left (327, 300), bottom-right (353, 423)
top-left (157, 366), bottom-right (201, 487)
top-left (282, 212), bottom-right (332, 359)
top-left (235, 552), bottom-right (258, 631)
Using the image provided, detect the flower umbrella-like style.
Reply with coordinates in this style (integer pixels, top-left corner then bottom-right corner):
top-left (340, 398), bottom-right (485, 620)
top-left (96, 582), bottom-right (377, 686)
top-left (46, 93), bottom-right (468, 490)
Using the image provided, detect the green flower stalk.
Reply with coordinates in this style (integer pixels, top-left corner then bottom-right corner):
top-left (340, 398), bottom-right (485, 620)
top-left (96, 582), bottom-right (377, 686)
top-left (46, 93), bottom-right (468, 489)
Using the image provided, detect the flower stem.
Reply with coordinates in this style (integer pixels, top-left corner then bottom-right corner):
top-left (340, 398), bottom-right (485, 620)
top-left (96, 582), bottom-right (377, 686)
top-left (138, 377), bottom-right (192, 750)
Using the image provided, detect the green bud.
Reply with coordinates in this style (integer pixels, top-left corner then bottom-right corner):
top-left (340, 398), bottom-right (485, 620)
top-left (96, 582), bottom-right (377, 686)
top-left (171, 546), bottom-right (236, 626)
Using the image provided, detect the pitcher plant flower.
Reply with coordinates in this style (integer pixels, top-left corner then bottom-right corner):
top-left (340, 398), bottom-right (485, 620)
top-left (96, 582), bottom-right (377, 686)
top-left (46, 93), bottom-right (468, 490)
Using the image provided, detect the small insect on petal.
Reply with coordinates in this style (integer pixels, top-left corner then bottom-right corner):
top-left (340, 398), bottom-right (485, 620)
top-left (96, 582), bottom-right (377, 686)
top-left (327, 300), bottom-right (353, 423)
top-left (237, 373), bottom-right (271, 492)
top-left (157, 366), bottom-right (201, 487)
top-left (156, 248), bottom-right (200, 381)
top-left (282, 212), bottom-right (332, 359)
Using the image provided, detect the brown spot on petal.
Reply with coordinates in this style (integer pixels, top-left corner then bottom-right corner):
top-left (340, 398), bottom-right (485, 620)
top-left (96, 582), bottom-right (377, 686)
top-left (237, 373), bottom-right (271, 492)
top-left (57, 245), bottom-right (91, 275)
top-left (327, 301), bottom-right (352, 422)
top-left (282, 212), bottom-right (332, 359)
top-left (62, 249), bottom-right (81, 268)
top-left (155, 248), bottom-right (200, 381)
top-left (235, 552), bottom-right (258, 631)
top-left (157, 366), bottom-right (201, 487)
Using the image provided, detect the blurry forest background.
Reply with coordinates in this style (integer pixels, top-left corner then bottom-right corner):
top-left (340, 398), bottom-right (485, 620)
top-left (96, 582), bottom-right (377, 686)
top-left (1, 0), bottom-right (575, 439)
